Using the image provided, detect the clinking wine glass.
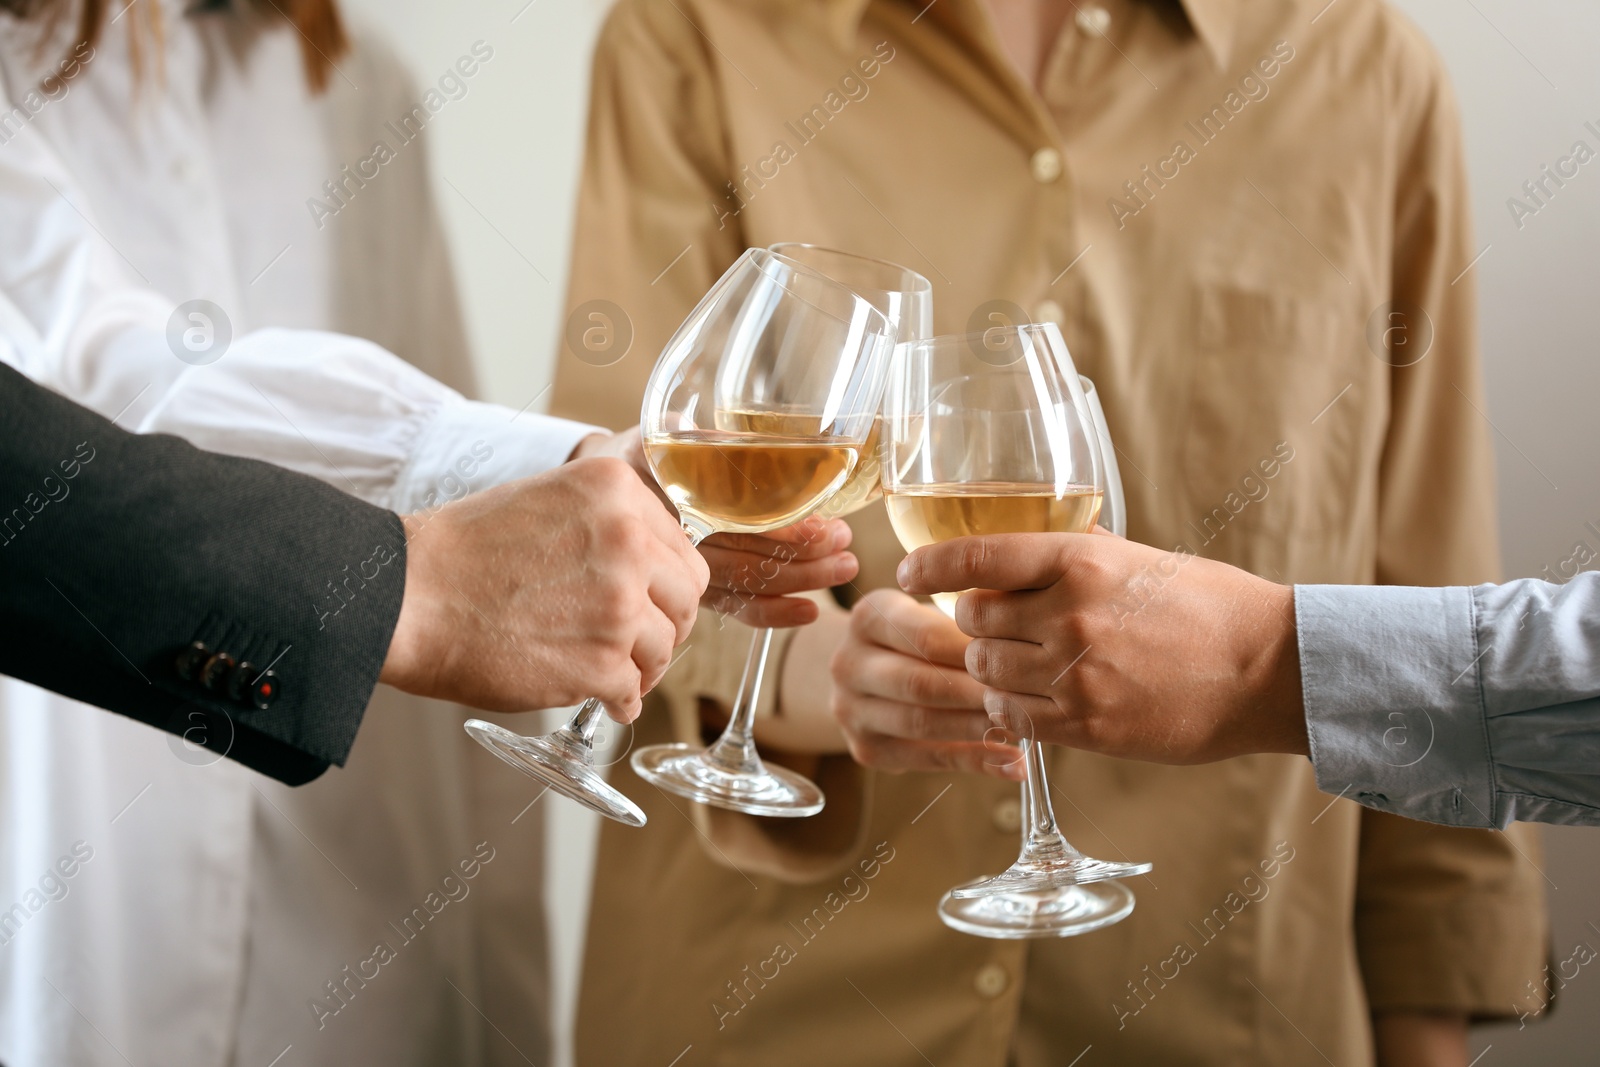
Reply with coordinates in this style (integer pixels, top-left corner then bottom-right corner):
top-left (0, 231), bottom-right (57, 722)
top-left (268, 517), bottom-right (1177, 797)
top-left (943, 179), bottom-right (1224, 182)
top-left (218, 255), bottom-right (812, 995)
top-left (630, 244), bottom-right (932, 818)
top-left (769, 245), bottom-right (933, 522)
top-left (880, 323), bottom-right (1152, 937)
top-left (622, 248), bottom-right (899, 817)
top-left (1080, 375), bottom-right (1126, 539)
top-left (465, 249), bottom-right (894, 826)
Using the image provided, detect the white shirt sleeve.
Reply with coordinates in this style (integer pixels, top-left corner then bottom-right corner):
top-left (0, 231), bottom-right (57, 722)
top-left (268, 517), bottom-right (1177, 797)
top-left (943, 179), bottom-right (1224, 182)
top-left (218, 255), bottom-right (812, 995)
top-left (1297, 573), bottom-right (1600, 828)
top-left (140, 333), bottom-right (597, 512)
top-left (0, 80), bottom-right (599, 513)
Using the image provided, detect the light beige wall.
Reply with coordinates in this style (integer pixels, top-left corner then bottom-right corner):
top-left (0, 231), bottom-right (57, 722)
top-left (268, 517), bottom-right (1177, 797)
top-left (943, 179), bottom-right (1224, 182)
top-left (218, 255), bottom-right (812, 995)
top-left (340, 0), bottom-right (609, 410)
top-left (347, 0), bottom-right (1600, 1063)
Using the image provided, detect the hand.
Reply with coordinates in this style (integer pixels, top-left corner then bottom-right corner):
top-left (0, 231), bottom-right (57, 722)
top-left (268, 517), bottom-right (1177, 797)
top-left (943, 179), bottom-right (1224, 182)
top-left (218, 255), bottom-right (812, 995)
top-left (896, 532), bottom-right (1307, 764)
top-left (699, 519), bottom-right (858, 627)
top-left (381, 457), bottom-right (709, 722)
top-left (573, 427), bottom-right (858, 627)
top-left (828, 589), bottom-right (1024, 780)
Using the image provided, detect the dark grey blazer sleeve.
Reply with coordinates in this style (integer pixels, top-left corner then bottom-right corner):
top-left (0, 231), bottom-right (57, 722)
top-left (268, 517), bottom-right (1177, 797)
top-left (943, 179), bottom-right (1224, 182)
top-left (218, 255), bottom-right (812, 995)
top-left (0, 363), bottom-right (406, 785)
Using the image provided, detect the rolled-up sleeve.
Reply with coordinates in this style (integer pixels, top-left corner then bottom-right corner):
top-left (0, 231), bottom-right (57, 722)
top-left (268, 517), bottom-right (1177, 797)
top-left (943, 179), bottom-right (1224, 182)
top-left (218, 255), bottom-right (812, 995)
top-left (1300, 574), bottom-right (1600, 828)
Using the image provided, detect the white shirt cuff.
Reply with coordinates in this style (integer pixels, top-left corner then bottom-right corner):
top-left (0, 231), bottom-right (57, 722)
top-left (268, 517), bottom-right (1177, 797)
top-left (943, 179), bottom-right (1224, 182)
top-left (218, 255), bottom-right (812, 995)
top-left (391, 397), bottom-right (602, 514)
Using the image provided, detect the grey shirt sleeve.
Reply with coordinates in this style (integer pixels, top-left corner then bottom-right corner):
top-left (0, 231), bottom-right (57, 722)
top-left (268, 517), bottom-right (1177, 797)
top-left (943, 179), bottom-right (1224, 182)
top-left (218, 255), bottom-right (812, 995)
top-left (1296, 572), bottom-right (1600, 828)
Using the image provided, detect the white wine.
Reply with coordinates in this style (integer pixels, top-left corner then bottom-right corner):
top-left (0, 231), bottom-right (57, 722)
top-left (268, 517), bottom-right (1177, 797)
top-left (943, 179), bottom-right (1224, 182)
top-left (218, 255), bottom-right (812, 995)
top-left (717, 410), bottom-right (882, 518)
top-left (646, 431), bottom-right (860, 533)
top-left (884, 482), bottom-right (1103, 615)
top-left (818, 417), bottom-right (881, 518)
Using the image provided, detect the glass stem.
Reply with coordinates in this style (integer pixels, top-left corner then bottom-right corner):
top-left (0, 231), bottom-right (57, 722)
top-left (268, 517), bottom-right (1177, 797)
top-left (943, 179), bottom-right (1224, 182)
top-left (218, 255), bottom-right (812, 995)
top-left (552, 697), bottom-right (605, 763)
top-left (702, 627), bottom-right (775, 776)
top-left (1016, 738), bottom-right (1082, 869)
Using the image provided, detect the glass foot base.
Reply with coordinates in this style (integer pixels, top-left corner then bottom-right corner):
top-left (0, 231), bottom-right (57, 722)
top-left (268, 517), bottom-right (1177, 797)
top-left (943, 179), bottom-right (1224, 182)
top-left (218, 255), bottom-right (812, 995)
top-left (948, 856), bottom-right (1152, 899)
top-left (464, 719), bottom-right (646, 827)
top-left (630, 743), bottom-right (825, 817)
top-left (938, 880), bottom-right (1136, 939)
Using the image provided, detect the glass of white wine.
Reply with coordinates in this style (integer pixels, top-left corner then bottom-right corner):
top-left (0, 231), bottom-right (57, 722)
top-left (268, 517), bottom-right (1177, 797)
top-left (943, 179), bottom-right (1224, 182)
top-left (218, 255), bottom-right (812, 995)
top-left (623, 247), bottom-right (898, 816)
top-left (881, 323), bottom-right (1152, 937)
top-left (1080, 375), bottom-right (1126, 538)
top-left (770, 245), bottom-right (933, 521)
top-left (629, 245), bottom-right (932, 818)
top-left (464, 249), bottom-right (895, 826)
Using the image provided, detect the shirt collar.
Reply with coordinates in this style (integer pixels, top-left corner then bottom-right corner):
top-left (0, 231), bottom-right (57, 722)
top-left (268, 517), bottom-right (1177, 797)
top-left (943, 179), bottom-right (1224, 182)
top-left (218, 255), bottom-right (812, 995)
top-left (1176, 0), bottom-right (1240, 69)
top-left (821, 0), bottom-right (1238, 70)
top-left (821, 0), bottom-right (876, 50)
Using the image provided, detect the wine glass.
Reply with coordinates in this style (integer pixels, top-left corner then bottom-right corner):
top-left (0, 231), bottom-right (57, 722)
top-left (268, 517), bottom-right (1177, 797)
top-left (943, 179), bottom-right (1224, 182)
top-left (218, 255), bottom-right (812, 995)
top-left (628, 246), bottom-right (897, 816)
top-left (772, 245), bottom-right (933, 522)
top-left (465, 249), bottom-right (895, 826)
top-left (880, 323), bottom-right (1151, 937)
top-left (629, 245), bottom-right (932, 818)
top-left (1080, 375), bottom-right (1126, 538)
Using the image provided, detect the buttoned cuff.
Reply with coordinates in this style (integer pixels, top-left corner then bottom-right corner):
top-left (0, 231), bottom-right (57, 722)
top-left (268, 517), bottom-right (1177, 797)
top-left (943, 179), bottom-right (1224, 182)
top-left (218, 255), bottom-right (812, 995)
top-left (392, 398), bottom-right (602, 514)
top-left (1297, 584), bottom-right (1497, 828)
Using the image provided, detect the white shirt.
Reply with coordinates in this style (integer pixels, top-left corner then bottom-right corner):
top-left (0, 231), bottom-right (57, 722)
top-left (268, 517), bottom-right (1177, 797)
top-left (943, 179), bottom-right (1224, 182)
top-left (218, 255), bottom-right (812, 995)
top-left (0, 36), bottom-right (593, 499)
top-left (0, 6), bottom-right (585, 1065)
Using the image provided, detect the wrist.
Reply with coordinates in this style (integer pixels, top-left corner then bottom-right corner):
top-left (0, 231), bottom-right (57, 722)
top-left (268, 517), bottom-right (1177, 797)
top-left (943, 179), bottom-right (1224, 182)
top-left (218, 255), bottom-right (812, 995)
top-left (1241, 581), bottom-right (1308, 757)
top-left (380, 512), bottom-right (448, 695)
top-left (567, 431), bottom-right (612, 463)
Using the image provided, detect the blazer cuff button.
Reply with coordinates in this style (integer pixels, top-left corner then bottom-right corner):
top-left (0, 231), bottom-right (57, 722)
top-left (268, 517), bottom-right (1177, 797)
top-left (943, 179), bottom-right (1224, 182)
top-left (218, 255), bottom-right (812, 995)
top-left (174, 641), bottom-right (210, 681)
top-left (199, 652), bottom-right (236, 691)
top-left (247, 670), bottom-right (280, 711)
top-left (227, 662), bottom-right (256, 704)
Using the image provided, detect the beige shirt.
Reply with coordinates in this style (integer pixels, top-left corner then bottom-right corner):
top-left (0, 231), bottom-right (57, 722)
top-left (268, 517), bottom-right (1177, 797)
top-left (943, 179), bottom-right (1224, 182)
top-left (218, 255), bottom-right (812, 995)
top-left (553, 0), bottom-right (1549, 1063)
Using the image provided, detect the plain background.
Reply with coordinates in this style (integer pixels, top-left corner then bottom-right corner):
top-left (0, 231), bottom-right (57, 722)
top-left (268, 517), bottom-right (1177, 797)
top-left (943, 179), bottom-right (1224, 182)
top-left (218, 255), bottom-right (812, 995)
top-left (342, 0), bottom-right (1600, 1063)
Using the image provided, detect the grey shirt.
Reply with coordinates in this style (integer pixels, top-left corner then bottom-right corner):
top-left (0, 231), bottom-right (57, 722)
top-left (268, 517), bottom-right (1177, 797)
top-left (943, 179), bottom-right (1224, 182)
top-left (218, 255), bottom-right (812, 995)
top-left (1296, 571), bottom-right (1600, 827)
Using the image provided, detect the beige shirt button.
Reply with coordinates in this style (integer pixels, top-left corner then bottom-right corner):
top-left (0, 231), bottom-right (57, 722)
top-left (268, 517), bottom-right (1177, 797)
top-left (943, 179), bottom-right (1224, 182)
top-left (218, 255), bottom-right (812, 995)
top-left (1030, 147), bottom-right (1063, 184)
top-left (1035, 299), bottom-right (1065, 324)
top-left (993, 797), bottom-right (1022, 833)
top-left (1075, 5), bottom-right (1111, 36)
top-left (975, 962), bottom-right (1010, 998)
